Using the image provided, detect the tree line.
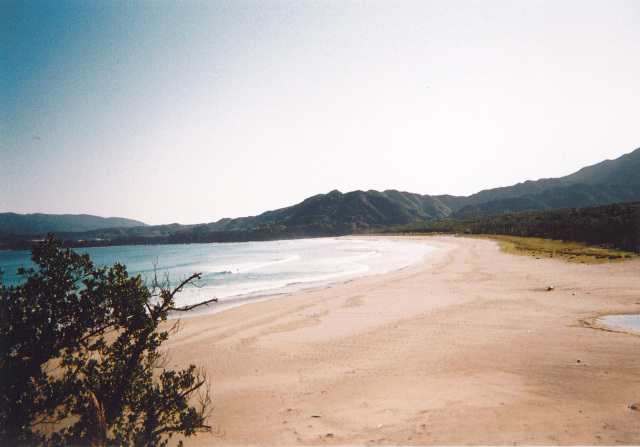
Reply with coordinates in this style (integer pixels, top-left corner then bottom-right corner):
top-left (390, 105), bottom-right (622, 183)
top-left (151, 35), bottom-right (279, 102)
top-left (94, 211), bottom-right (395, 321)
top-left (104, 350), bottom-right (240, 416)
top-left (388, 202), bottom-right (640, 253)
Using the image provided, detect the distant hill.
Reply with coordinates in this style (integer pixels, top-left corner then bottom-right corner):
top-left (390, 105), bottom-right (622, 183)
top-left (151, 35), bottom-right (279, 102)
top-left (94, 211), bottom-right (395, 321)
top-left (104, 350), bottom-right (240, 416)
top-left (34, 190), bottom-right (452, 247)
top-left (1, 146), bottom-right (639, 249)
top-left (447, 147), bottom-right (640, 217)
top-left (0, 213), bottom-right (147, 235)
top-left (198, 189), bottom-right (451, 234)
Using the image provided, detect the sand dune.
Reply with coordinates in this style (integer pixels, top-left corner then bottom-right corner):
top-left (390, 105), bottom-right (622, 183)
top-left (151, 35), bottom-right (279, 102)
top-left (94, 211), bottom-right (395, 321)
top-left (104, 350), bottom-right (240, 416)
top-left (165, 235), bottom-right (640, 446)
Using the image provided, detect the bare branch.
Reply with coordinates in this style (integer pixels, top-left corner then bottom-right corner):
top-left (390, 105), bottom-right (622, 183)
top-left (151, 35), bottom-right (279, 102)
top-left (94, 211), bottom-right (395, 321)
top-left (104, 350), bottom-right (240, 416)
top-left (168, 318), bottom-right (182, 335)
top-left (152, 423), bottom-right (212, 438)
top-left (168, 273), bottom-right (202, 299)
top-left (168, 296), bottom-right (218, 312)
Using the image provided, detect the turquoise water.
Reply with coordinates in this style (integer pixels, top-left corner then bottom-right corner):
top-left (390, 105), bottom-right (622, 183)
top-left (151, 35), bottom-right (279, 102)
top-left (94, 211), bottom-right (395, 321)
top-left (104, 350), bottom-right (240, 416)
top-left (600, 314), bottom-right (640, 332)
top-left (0, 238), bottom-right (436, 315)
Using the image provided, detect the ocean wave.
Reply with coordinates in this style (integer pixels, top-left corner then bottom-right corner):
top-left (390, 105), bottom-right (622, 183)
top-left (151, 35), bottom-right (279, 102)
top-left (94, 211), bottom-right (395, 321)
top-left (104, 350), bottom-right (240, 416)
top-left (2, 237), bottom-right (437, 314)
top-left (207, 254), bottom-right (301, 275)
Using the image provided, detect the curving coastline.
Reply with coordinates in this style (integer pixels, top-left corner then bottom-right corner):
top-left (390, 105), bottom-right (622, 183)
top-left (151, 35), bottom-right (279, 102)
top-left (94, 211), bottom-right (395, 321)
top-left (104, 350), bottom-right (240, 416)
top-left (164, 235), bottom-right (640, 446)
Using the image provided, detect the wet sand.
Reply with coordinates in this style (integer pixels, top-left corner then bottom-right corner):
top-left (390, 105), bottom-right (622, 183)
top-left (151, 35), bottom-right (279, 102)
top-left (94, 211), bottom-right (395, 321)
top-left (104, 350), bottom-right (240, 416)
top-left (165, 235), bottom-right (640, 446)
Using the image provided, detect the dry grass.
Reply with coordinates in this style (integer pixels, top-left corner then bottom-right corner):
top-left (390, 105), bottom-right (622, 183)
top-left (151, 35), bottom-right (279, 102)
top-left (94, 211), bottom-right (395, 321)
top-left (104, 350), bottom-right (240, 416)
top-left (464, 234), bottom-right (637, 264)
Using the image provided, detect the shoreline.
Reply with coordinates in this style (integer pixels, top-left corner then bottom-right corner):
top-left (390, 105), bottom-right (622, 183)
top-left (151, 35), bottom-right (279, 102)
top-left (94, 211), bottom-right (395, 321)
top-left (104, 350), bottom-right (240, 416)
top-left (164, 235), bottom-right (640, 446)
top-left (588, 314), bottom-right (640, 336)
top-left (170, 235), bottom-right (438, 319)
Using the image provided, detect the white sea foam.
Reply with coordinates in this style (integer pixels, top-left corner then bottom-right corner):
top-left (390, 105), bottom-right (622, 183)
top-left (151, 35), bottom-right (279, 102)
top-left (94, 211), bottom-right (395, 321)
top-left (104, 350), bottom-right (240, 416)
top-left (169, 238), bottom-right (436, 314)
top-left (0, 237), bottom-right (438, 316)
top-left (208, 254), bottom-right (301, 275)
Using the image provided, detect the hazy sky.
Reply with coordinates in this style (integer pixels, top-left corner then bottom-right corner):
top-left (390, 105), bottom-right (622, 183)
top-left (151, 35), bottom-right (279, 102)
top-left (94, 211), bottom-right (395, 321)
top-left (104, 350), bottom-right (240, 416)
top-left (2, 0), bottom-right (639, 225)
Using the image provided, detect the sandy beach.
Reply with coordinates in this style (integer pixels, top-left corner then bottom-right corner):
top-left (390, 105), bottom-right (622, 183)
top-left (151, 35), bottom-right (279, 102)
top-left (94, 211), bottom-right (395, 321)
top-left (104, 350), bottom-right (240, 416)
top-left (165, 235), bottom-right (640, 446)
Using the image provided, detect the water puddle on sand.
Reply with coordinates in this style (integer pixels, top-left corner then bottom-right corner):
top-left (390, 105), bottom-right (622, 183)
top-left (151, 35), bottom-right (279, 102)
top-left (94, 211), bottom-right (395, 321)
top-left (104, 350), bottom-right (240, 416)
top-left (599, 314), bottom-right (640, 333)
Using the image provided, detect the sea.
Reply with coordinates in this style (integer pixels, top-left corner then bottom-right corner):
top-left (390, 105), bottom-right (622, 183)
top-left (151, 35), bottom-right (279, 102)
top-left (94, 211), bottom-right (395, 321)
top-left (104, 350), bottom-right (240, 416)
top-left (0, 237), bottom-right (437, 316)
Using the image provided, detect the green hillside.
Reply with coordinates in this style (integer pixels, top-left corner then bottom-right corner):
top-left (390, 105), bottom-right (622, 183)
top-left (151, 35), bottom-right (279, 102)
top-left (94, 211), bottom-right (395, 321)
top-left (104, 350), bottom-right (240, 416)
top-left (1, 147), bottom-right (639, 250)
top-left (389, 202), bottom-right (640, 253)
top-left (448, 147), bottom-right (640, 217)
top-left (0, 213), bottom-right (147, 235)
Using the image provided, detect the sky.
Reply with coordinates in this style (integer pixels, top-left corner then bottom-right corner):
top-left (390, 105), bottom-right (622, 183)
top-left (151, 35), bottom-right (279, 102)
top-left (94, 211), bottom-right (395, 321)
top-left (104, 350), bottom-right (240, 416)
top-left (1, 0), bottom-right (639, 225)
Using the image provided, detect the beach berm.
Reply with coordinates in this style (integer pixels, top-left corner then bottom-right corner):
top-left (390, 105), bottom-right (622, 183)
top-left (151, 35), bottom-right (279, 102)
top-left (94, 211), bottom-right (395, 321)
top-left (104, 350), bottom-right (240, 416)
top-left (165, 235), bottom-right (640, 446)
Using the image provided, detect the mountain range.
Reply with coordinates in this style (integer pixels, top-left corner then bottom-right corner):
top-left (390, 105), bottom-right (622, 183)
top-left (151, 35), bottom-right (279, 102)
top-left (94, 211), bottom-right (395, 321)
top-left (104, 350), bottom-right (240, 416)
top-left (1, 146), bottom-right (639, 248)
top-left (0, 213), bottom-right (146, 235)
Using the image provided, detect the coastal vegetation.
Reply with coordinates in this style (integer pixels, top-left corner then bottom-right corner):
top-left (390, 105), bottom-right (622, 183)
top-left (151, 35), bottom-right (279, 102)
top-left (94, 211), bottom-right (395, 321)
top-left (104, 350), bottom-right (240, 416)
top-left (1, 201), bottom-right (638, 257)
top-left (471, 235), bottom-right (636, 263)
top-left (387, 202), bottom-right (640, 254)
top-left (0, 236), bottom-right (211, 446)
